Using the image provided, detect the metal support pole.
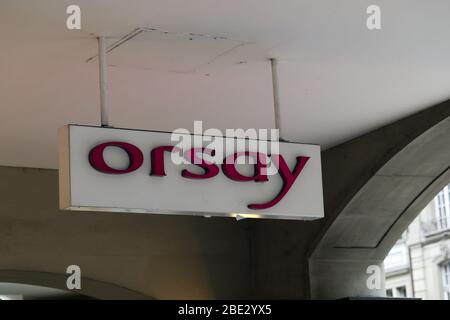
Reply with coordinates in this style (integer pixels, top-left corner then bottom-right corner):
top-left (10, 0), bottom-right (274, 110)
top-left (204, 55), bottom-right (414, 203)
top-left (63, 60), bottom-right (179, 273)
top-left (98, 36), bottom-right (109, 127)
top-left (270, 58), bottom-right (284, 141)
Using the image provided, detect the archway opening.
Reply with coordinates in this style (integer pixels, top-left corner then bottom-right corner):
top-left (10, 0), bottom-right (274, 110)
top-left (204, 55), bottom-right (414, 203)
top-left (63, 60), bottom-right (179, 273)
top-left (0, 270), bottom-right (151, 300)
top-left (0, 282), bottom-right (94, 300)
top-left (384, 183), bottom-right (450, 300)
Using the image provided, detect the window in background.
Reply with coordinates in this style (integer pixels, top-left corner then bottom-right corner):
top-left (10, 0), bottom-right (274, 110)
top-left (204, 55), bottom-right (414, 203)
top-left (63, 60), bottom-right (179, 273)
top-left (386, 288), bottom-right (393, 297)
top-left (435, 185), bottom-right (450, 230)
top-left (396, 286), bottom-right (407, 298)
top-left (442, 262), bottom-right (450, 300)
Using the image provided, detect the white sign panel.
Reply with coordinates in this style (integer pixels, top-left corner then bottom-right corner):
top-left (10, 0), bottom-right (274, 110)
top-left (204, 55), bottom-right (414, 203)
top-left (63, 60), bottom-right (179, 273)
top-left (59, 125), bottom-right (324, 220)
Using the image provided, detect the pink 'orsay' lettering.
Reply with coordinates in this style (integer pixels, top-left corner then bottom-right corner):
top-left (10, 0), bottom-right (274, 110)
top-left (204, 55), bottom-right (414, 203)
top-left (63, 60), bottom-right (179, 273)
top-left (181, 148), bottom-right (220, 179)
top-left (247, 155), bottom-right (310, 210)
top-left (89, 141), bottom-right (144, 174)
top-left (222, 152), bottom-right (269, 182)
top-left (150, 145), bottom-right (179, 176)
top-left (88, 143), bottom-right (310, 210)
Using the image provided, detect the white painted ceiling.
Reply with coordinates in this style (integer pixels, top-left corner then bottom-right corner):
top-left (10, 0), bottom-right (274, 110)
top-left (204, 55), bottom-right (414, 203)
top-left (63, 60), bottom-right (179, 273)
top-left (1, 0), bottom-right (450, 169)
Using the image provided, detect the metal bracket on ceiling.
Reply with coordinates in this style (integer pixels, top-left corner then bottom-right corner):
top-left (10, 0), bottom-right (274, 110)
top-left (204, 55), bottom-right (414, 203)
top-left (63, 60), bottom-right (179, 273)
top-left (87, 28), bottom-right (144, 63)
top-left (89, 28), bottom-right (147, 127)
top-left (98, 36), bottom-right (109, 127)
top-left (270, 58), bottom-right (286, 142)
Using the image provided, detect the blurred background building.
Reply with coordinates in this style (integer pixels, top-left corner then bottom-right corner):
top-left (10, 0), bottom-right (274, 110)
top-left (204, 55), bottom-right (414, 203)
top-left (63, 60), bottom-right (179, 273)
top-left (384, 184), bottom-right (450, 299)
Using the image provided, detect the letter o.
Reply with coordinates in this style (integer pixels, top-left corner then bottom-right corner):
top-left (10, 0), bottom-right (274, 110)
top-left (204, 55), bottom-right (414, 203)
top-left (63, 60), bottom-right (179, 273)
top-left (89, 142), bottom-right (143, 174)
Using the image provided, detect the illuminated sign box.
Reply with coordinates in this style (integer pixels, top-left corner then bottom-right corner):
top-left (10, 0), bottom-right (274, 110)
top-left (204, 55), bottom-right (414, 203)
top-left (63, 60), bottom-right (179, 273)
top-left (59, 125), bottom-right (324, 220)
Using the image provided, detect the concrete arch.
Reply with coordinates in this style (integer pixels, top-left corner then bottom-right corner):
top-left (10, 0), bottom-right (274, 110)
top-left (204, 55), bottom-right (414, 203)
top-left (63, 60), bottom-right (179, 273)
top-left (309, 108), bottom-right (450, 299)
top-left (249, 100), bottom-right (449, 299)
top-left (0, 270), bottom-right (152, 299)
